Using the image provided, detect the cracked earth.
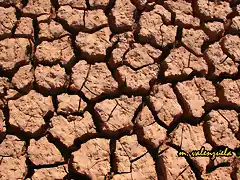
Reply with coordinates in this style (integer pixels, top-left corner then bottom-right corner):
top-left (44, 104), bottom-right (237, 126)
top-left (0, 0), bottom-right (240, 179)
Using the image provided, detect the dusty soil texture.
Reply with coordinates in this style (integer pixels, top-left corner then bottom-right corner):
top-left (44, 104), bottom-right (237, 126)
top-left (0, 0), bottom-right (240, 179)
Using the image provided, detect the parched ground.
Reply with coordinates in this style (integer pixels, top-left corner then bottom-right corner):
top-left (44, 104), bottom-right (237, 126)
top-left (0, 0), bottom-right (240, 179)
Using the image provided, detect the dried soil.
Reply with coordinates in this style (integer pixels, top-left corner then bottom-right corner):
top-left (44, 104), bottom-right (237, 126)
top-left (0, 0), bottom-right (240, 179)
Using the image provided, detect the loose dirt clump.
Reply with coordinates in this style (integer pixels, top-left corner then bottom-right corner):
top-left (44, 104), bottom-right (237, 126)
top-left (8, 90), bottom-right (54, 136)
top-left (28, 136), bottom-right (64, 165)
top-left (0, 38), bottom-right (30, 73)
top-left (11, 65), bottom-right (34, 92)
top-left (31, 165), bottom-right (68, 180)
top-left (72, 138), bottom-right (110, 179)
top-left (0, 7), bottom-right (17, 38)
top-left (49, 112), bottom-right (96, 148)
top-left (35, 64), bottom-right (69, 94)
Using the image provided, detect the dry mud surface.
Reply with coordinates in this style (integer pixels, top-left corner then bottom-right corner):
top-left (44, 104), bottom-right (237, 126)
top-left (0, 0), bottom-right (240, 179)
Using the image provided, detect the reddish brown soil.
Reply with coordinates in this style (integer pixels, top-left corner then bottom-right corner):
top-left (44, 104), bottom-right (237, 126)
top-left (0, 0), bottom-right (240, 179)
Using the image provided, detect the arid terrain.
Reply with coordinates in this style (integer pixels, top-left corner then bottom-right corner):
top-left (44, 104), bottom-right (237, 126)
top-left (0, 0), bottom-right (240, 179)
